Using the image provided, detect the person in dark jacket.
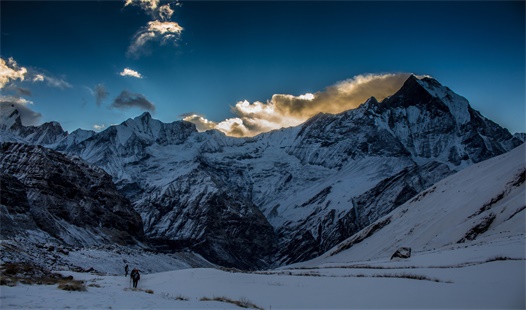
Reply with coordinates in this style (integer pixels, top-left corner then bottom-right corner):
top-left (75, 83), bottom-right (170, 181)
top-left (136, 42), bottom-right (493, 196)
top-left (131, 268), bottom-right (140, 288)
top-left (125, 264), bottom-right (129, 277)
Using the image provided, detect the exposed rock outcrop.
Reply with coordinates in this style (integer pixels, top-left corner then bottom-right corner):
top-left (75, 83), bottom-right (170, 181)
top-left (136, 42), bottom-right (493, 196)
top-left (0, 142), bottom-right (144, 246)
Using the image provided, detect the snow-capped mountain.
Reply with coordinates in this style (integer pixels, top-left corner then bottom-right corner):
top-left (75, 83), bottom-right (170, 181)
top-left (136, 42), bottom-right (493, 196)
top-left (1, 75), bottom-right (522, 269)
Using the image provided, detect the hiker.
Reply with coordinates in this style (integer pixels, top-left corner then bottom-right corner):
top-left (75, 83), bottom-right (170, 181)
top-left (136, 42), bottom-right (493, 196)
top-left (131, 268), bottom-right (140, 288)
top-left (124, 264), bottom-right (129, 277)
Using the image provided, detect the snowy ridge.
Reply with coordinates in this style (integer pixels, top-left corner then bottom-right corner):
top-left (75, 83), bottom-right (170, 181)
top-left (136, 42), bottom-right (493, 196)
top-left (416, 76), bottom-right (471, 125)
top-left (298, 143), bottom-right (525, 266)
top-left (1, 75), bottom-right (523, 269)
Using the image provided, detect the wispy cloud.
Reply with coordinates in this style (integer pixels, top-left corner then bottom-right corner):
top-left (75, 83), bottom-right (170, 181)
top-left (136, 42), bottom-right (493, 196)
top-left (27, 70), bottom-right (71, 89)
top-left (39, 74), bottom-right (72, 89)
top-left (112, 90), bottom-right (155, 111)
top-left (85, 84), bottom-right (109, 106)
top-left (184, 73), bottom-right (414, 137)
top-left (94, 84), bottom-right (109, 106)
top-left (3, 84), bottom-right (32, 96)
top-left (120, 68), bottom-right (143, 79)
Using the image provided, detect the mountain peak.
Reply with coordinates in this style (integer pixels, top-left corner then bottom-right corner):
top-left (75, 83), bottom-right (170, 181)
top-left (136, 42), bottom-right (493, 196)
top-left (138, 111), bottom-right (152, 120)
top-left (121, 111), bottom-right (154, 128)
top-left (382, 75), bottom-right (471, 125)
top-left (0, 107), bottom-right (23, 130)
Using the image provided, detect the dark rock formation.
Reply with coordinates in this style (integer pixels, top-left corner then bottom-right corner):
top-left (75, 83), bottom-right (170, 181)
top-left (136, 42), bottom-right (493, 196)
top-left (390, 247), bottom-right (412, 260)
top-left (0, 142), bottom-right (144, 246)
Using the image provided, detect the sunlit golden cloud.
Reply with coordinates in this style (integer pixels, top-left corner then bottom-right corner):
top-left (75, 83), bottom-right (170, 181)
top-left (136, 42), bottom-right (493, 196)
top-left (0, 57), bottom-right (28, 89)
top-left (124, 0), bottom-right (159, 14)
top-left (128, 20), bottom-right (183, 57)
top-left (183, 73), bottom-right (417, 137)
top-left (181, 114), bottom-right (218, 132)
top-left (124, 0), bottom-right (183, 57)
top-left (158, 4), bottom-right (174, 21)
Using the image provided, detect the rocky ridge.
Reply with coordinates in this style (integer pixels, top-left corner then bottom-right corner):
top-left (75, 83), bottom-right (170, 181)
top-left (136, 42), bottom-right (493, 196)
top-left (0, 142), bottom-right (144, 246)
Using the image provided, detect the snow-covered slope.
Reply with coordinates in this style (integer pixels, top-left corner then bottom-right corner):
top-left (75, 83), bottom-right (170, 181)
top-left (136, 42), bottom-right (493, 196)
top-left (1, 75), bottom-right (522, 269)
top-left (294, 143), bottom-right (525, 267)
top-left (2, 254), bottom-right (523, 309)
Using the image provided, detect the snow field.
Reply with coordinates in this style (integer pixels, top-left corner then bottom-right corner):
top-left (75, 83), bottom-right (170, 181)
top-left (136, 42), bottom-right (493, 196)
top-left (1, 240), bottom-right (524, 309)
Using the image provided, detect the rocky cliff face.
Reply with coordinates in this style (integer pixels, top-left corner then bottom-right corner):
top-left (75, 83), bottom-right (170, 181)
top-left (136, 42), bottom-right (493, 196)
top-left (0, 142), bottom-right (144, 246)
top-left (1, 75), bottom-right (522, 268)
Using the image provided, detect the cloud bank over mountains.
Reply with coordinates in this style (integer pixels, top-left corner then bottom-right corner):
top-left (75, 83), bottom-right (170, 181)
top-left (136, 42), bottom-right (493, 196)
top-left (1, 52), bottom-right (421, 137)
top-left (0, 57), bottom-right (72, 126)
top-left (184, 73), bottom-right (416, 137)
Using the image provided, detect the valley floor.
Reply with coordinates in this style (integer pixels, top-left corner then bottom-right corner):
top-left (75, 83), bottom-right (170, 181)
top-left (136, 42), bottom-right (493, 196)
top-left (1, 235), bottom-right (524, 309)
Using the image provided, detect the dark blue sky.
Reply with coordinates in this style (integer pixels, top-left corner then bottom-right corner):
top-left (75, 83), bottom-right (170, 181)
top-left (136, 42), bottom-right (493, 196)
top-left (1, 1), bottom-right (524, 135)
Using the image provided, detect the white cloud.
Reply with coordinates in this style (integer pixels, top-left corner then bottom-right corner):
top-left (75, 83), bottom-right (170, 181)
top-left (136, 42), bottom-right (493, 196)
top-left (3, 84), bottom-right (32, 96)
top-left (128, 20), bottom-right (183, 57)
top-left (120, 68), bottom-right (143, 79)
top-left (93, 124), bottom-right (106, 131)
top-left (0, 57), bottom-right (28, 89)
top-left (184, 73), bottom-right (415, 137)
top-left (0, 95), bottom-right (33, 106)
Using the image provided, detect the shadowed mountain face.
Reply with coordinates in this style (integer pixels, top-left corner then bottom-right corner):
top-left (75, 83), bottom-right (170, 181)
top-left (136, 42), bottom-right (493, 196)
top-left (0, 142), bottom-right (144, 246)
top-left (1, 76), bottom-right (522, 269)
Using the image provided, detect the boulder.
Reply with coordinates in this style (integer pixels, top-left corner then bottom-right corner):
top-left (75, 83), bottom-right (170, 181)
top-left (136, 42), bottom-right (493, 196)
top-left (390, 247), bottom-right (411, 259)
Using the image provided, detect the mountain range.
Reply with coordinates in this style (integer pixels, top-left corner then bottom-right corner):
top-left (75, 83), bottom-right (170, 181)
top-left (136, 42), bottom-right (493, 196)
top-left (1, 75), bottom-right (523, 269)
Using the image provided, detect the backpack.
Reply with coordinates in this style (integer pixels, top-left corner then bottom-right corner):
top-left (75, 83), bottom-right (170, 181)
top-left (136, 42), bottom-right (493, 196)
top-left (132, 269), bottom-right (140, 281)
